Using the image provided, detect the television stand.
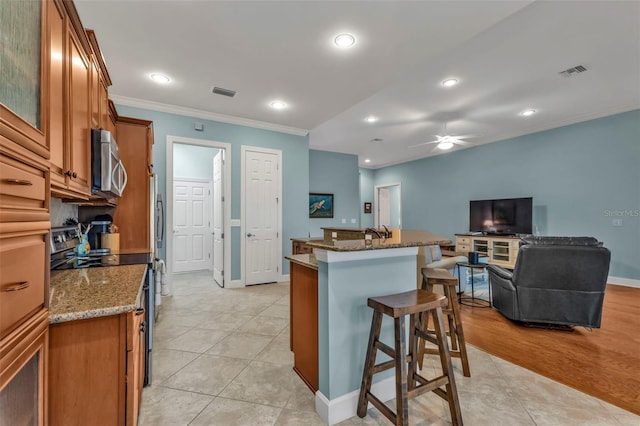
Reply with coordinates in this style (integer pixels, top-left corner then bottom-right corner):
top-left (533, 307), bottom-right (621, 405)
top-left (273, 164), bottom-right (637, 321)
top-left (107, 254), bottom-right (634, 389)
top-left (455, 233), bottom-right (521, 269)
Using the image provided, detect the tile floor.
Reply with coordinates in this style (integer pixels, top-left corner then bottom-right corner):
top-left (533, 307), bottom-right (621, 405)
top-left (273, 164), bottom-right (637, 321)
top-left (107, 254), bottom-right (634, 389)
top-left (139, 271), bottom-right (639, 425)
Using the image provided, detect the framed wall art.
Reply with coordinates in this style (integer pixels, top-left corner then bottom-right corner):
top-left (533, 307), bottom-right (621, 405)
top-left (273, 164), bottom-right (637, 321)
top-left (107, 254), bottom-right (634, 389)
top-left (309, 193), bottom-right (334, 218)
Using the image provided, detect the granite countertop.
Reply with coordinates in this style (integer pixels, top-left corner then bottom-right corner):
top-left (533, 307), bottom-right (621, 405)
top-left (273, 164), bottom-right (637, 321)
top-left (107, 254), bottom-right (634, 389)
top-left (49, 264), bottom-right (147, 324)
top-left (285, 253), bottom-right (318, 270)
top-left (307, 229), bottom-right (452, 252)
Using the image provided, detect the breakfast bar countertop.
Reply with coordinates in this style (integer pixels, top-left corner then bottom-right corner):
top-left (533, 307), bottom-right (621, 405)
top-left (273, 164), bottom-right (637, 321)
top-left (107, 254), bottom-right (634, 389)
top-left (306, 229), bottom-right (451, 252)
top-left (49, 264), bottom-right (147, 324)
top-left (285, 253), bottom-right (318, 270)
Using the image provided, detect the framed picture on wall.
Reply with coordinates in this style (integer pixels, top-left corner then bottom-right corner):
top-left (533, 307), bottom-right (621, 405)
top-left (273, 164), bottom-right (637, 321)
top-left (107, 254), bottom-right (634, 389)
top-left (364, 202), bottom-right (372, 214)
top-left (309, 193), bottom-right (334, 218)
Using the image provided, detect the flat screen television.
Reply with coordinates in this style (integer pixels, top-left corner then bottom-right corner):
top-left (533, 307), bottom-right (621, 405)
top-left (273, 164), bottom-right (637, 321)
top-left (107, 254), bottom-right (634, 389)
top-left (469, 197), bottom-right (533, 235)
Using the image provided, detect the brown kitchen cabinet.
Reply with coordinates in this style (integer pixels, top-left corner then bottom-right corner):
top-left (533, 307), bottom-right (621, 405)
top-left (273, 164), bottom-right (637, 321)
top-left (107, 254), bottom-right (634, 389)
top-left (291, 238), bottom-right (322, 255)
top-left (0, 309), bottom-right (49, 426)
top-left (113, 117), bottom-right (154, 254)
top-left (289, 261), bottom-right (319, 392)
top-left (49, 309), bottom-right (145, 426)
top-left (48, 0), bottom-right (92, 199)
top-left (0, 0), bottom-right (50, 161)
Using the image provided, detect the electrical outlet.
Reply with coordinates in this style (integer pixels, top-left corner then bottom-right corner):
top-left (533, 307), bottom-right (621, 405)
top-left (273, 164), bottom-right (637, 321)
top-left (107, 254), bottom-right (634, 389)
top-left (612, 218), bottom-right (623, 227)
top-left (332, 232), bottom-right (337, 238)
top-left (350, 218), bottom-right (356, 224)
top-left (341, 218), bottom-right (346, 224)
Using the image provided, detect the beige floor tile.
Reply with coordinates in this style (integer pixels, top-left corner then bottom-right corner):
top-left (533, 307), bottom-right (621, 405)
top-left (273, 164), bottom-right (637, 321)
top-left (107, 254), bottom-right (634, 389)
top-left (207, 332), bottom-right (273, 360)
top-left (219, 360), bottom-right (297, 407)
top-left (152, 322), bottom-right (192, 342)
top-left (157, 328), bottom-right (229, 353)
top-left (275, 408), bottom-right (325, 425)
top-left (254, 335), bottom-right (294, 365)
top-left (457, 390), bottom-right (535, 426)
top-left (151, 348), bottom-right (200, 384)
top-left (197, 312), bottom-right (256, 331)
top-left (238, 315), bottom-right (288, 336)
top-left (190, 397), bottom-right (282, 426)
top-left (138, 385), bottom-right (213, 426)
top-left (260, 303), bottom-right (290, 319)
top-left (523, 399), bottom-right (621, 426)
top-left (284, 379), bottom-right (316, 412)
top-left (162, 354), bottom-right (248, 396)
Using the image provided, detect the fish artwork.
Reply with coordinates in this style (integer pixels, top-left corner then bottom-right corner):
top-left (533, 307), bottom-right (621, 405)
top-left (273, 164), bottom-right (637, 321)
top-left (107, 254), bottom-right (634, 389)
top-left (309, 199), bottom-right (325, 215)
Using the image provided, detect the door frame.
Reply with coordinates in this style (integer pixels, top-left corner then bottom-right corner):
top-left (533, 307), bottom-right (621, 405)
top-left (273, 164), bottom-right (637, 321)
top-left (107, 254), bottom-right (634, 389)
top-left (171, 177), bottom-right (213, 273)
top-left (166, 136), bottom-right (231, 288)
top-left (374, 182), bottom-right (402, 229)
top-left (240, 145), bottom-right (283, 286)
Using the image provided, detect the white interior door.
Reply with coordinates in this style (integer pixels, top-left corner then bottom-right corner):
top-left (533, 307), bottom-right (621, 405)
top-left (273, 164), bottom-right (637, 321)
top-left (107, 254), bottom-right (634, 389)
top-left (244, 149), bottom-right (280, 285)
top-left (378, 187), bottom-right (390, 227)
top-left (212, 151), bottom-right (224, 287)
top-left (173, 179), bottom-right (211, 273)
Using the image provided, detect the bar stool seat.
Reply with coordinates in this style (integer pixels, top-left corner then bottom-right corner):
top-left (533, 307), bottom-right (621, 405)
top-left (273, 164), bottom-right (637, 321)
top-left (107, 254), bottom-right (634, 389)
top-left (357, 289), bottom-right (463, 426)
top-left (419, 268), bottom-right (471, 377)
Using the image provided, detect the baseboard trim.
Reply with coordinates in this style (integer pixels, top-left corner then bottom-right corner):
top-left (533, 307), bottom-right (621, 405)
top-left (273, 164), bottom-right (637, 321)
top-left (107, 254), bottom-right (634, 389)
top-left (227, 279), bottom-right (244, 289)
top-left (315, 377), bottom-right (396, 425)
top-left (608, 276), bottom-right (640, 288)
top-left (279, 273), bottom-right (290, 283)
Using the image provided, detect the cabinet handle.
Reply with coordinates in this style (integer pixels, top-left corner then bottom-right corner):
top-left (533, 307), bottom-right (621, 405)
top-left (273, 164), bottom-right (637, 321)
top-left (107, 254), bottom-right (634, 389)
top-left (65, 171), bottom-right (78, 178)
top-left (5, 179), bottom-right (33, 186)
top-left (135, 308), bottom-right (145, 316)
top-left (140, 322), bottom-right (146, 333)
top-left (3, 281), bottom-right (30, 292)
top-left (247, 233), bottom-right (254, 237)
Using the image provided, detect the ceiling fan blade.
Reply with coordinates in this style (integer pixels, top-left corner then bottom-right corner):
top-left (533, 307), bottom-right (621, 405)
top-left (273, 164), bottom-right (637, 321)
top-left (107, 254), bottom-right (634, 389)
top-left (408, 140), bottom-right (439, 148)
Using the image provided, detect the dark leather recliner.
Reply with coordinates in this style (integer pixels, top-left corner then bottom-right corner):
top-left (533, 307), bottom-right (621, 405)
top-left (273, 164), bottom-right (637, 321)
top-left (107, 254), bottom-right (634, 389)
top-left (487, 236), bottom-right (611, 328)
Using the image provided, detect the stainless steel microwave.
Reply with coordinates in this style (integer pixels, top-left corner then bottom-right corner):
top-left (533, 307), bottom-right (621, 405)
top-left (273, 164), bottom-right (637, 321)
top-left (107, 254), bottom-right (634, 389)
top-left (91, 129), bottom-right (127, 198)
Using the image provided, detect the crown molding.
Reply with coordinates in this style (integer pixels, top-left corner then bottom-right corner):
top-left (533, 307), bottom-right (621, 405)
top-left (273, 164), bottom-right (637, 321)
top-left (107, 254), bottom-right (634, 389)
top-left (110, 95), bottom-right (309, 137)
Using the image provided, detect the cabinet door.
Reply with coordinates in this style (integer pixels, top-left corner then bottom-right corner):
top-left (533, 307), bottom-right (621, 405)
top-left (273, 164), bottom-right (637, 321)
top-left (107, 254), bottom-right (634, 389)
top-left (126, 309), bottom-right (145, 426)
top-left (89, 61), bottom-right (100, 129)
top-left (113, 119), bottom-right (153, 253)
top-left (47, 0), bottom-right (66, 189)
top-left (66, 25), bottom-right (91, 197)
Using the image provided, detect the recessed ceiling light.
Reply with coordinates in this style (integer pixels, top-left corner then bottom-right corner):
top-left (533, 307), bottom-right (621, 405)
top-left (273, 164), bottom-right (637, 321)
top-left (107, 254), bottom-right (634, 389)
top-left (520, 109), bottom-right (537, 117)
top-left (150, 73), bottom-right (171, 84)
top-left (365, 116), bottom-right (378, 123)
top-left (437, 142), bottom-right (454, 150)
top-left (270, 100), bottom-right (287, 110)
top-left (334, 33), bottom-right (356, 48)
top-left (364, 159), bottom-right (371, 163)
top-left (441, 78), bottom-right (459, 87)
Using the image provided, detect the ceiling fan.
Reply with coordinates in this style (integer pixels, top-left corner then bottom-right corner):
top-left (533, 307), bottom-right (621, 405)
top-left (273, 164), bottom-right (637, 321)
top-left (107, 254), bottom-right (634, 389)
top-left (409, 122), bottom-right (472, 151)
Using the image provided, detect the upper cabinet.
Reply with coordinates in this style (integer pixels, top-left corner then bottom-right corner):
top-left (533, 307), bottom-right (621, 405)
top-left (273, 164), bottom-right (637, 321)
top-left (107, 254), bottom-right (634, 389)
top-left (0, 0), bottom-right (50, 161)
top-left (48, 0), bottom-right (110, 200)
top-left (48, 0), bottom-right (91, 199)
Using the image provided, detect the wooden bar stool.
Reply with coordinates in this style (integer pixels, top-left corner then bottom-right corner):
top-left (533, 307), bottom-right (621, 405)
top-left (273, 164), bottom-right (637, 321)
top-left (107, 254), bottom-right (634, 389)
top-left (357, 290), bottom-right (463, 426)
top-left (419, 268), bottom-right (471, 377)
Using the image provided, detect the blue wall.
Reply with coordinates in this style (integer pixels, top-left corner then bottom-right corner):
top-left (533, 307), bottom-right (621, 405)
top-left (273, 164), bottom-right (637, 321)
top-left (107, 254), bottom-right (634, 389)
top-left (173, 143), bottom-right (220, 179)
top-left (309, 150), bottom-right (361, 237)
top-left (368, 110), bottom-right (640, 280)
top-left (359, 168), bottom-right (375, 228)
top-left (115, 104), bottom-right (309, 279)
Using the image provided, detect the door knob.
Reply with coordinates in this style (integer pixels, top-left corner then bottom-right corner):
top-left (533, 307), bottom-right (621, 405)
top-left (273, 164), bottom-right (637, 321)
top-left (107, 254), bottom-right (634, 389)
top-left (247, 233), bottom-right (254, 237)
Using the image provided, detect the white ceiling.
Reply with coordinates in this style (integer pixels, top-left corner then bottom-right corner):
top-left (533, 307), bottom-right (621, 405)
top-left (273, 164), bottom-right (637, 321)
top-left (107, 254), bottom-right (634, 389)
top-left (74, 0), bottom-right (640, 169)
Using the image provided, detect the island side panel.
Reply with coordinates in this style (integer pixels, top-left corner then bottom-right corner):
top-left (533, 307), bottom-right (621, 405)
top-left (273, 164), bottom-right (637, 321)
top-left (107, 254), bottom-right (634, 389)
top-left (290, 261), bottom-right (319, 391)
top-left (317, 251), bottom-right (417, 400)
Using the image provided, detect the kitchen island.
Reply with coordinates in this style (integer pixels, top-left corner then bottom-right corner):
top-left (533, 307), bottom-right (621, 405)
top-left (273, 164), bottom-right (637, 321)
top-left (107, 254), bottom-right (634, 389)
top-left (294, 230), bottom-right (451, 425)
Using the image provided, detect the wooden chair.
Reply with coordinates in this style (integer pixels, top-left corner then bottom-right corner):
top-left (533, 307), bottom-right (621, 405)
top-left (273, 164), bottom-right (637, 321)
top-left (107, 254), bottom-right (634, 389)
top-left (357, 290), bottom-right (463, 426)
top-left (419, 268), bottom-right (471, 377)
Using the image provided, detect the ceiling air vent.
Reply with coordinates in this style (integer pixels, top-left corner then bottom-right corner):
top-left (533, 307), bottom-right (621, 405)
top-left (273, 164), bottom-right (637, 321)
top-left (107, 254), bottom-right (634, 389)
top-left (559, 65), bottom-right (588, 78)
top-left (211, 86), bottom-right (237, 98)
top-left (370, 138), bottom-right (384, 143)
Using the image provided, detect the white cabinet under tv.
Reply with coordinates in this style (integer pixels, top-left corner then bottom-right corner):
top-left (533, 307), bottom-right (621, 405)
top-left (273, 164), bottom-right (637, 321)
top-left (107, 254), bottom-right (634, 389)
top-left (455, 234), bottom-right (521, 269)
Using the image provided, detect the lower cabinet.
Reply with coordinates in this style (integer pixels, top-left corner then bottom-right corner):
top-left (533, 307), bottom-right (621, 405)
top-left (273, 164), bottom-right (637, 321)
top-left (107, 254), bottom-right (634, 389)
top-left (48, 309), bottom-right (145, 426)
top-left (0, 309), bottom-right (49, 426)
top-left (289, 262), bottom-right (318, 392)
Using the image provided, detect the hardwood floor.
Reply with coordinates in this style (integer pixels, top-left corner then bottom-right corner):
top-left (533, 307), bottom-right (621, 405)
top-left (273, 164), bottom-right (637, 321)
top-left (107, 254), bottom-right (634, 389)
top-left (460, 284), bottom-right (640, 415)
